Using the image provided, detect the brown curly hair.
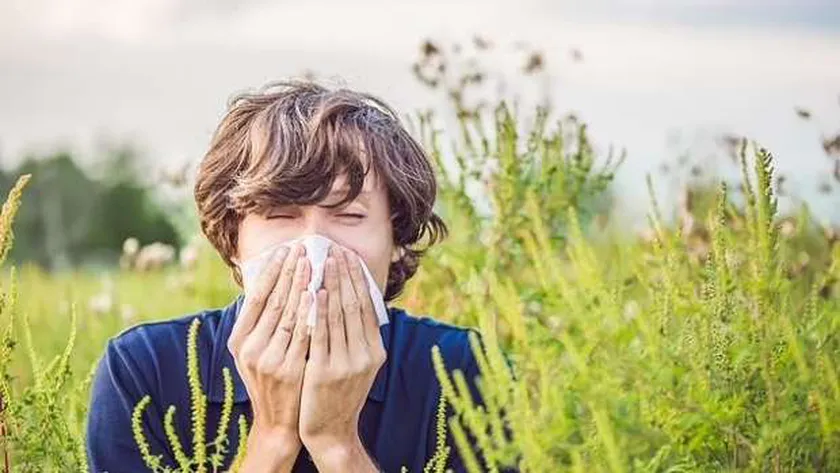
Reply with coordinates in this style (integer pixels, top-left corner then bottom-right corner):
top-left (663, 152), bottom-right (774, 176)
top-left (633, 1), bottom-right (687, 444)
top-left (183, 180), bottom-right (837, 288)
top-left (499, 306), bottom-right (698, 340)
top-left (193, 80), bottom-right (447, 302)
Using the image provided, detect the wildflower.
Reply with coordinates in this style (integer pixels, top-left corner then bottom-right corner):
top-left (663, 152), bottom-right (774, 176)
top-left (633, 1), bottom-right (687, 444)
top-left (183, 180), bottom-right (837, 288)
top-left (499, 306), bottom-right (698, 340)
top-left (88, 292), bottom-right (114, 316)
top-left (135, 242), bottom-right (176, 271)
top-left (123, 237), bottom-right (140, 257)
top-left (120, 304), bottom-right (137, 324)
top-left (179, 244), bottom-right (198, 271)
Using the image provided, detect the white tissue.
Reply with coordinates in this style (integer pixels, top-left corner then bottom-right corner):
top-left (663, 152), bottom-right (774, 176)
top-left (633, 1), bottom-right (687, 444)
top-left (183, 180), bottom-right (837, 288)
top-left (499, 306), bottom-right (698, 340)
top-left (238, 235), bottom-right (389, 327)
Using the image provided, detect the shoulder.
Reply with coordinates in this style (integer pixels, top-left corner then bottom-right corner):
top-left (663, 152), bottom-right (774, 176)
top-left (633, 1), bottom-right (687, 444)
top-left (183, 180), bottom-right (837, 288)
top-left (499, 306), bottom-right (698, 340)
top-left (100, 303), bottom-right (231, 402)
top-left (388, 308), bottom-right (483, 376)
top-left (108, 306), bottom-right (223, 360)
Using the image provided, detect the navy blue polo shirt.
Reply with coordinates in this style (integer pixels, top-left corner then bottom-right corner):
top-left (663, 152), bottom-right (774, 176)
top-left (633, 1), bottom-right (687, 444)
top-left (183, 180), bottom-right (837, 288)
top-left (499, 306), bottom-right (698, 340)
top-left (86, 295), bottom-right (498, 472)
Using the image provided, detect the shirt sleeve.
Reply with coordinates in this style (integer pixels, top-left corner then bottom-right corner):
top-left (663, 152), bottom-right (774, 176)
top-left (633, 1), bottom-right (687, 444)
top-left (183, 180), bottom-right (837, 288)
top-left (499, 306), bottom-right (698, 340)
top-left (86, 338), bottom-right (177, 473)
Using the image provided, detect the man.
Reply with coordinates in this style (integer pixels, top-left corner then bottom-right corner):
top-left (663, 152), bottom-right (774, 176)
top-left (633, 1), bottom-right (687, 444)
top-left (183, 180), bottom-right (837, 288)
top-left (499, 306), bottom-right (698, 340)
top-left (86, 81), bottom-right (496, 472)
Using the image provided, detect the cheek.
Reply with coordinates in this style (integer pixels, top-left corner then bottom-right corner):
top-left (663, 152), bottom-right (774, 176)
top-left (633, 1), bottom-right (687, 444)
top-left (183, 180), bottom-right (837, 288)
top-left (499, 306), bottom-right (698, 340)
top-left (236, 215), bottom-right (295, 262)
top-left (339, 235), bottom-right (394, 293)
top-left (237, 212), bottom-right (395, 291)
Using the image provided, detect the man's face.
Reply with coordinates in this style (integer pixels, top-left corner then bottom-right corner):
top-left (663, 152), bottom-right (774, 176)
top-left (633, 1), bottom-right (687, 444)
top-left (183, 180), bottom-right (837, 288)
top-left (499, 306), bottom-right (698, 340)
top-left (234, 171), bottom-right (396, 293)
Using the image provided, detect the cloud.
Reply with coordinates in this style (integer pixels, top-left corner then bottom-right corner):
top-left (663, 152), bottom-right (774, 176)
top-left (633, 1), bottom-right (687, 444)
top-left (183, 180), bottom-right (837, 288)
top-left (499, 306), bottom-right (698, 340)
top-left (1, 0), bottom-right (178, 43)
top-left (4, 0), bottom-right (837, 47)
top-left (1, 0), bottom-right (838, 223)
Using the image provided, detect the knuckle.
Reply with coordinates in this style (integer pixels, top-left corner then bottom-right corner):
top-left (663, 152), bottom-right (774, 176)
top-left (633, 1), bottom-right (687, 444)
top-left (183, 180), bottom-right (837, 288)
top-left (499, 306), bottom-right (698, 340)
top-left (345, 300), bottom-right (360, 314)
top-left (277, 319), bottom-right (296, 334)
top-left (268, 293), bottom-right (284, 313)
top-left (256, 357), bottom-right (275, 376)
top-left (241, 353), bottom-right (259, 370)
top-left (325, 273), bottom-right (337, 289)
top-left (354, 356), bottom-right (372, 373)
top-left (276, 364), bottom-right (298, 380)
top-left (291, 298), bottom-right (307, 317)
top-left (281, 262), bottom-right (296, 280)
top-left (293, 263), bottom-right (308, 285)
top-left (372, 348), bottom-right (387, 366)
top-left (238, 345), bottom-right (260, 368)
top-left (330, 362), bottom-right (347, 377)
top-left (296, 273), bottom-right (309, 290)
top-left (252, 286), bottom-right (270, 303)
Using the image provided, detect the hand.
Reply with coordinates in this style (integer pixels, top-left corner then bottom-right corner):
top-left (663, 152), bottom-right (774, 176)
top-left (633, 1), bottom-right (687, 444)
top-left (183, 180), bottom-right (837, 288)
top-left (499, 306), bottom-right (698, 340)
top-left (227, 243), bottom-right (312, 472)
top-left (298, 246), bottom-right (387, 467)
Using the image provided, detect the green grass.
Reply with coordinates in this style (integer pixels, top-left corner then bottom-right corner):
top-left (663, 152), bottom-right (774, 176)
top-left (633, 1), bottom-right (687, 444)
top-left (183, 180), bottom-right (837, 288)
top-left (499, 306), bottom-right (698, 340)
top-left (0, 105), bottom-right (838, 472)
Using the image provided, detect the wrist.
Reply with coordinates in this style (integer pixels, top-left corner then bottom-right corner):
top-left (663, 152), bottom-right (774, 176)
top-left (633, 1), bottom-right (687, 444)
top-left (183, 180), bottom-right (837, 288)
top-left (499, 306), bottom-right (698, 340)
top-left (241, 427), bottom-right (301, 473)
top-left (307, 435), bottom-right (375, 472)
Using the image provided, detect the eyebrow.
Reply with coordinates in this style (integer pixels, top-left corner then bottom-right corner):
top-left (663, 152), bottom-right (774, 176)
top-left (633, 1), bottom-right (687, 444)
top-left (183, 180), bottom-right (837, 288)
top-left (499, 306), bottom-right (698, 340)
top-left (329, 186), bottom-right (371, 197)
top-left (320, 187), bottom-right (371, 206)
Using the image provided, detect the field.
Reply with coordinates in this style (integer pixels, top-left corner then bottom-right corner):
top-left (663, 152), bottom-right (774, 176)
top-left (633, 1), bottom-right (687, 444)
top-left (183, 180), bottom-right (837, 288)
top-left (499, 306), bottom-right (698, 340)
top-left (0, 104), bottom-right (839, 473)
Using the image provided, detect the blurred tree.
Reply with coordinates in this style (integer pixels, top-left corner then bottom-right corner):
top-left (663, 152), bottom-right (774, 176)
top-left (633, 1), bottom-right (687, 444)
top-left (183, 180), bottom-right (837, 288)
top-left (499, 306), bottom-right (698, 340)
top-left (1, 147), bottom-right (180, 270)
top-left (6, 152), bottom-right (97, 269)
top-left (81, 179), bottom-right (181, 266)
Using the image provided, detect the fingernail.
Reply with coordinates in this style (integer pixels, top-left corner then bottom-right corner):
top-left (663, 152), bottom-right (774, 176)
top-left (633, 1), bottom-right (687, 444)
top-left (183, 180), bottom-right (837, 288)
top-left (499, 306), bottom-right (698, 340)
top-left (274, 246), bottom-right (289, 261)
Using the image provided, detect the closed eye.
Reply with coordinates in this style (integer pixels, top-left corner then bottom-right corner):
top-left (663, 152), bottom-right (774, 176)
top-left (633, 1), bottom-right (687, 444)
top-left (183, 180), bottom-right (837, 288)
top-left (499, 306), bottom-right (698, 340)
top-left (338, 213), bottom-right (366, 219)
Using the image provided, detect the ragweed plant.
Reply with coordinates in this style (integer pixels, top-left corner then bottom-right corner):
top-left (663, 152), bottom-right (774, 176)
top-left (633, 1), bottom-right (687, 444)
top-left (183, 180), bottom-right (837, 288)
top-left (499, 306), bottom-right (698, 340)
top-left (0, 175), bottom-right (92, 473)
top-left (1, 85), bottom-right (839, 473)
top-left (130, 319), bottom-right (247, 473)
top-left (427, 143), bottom-right (840, 472)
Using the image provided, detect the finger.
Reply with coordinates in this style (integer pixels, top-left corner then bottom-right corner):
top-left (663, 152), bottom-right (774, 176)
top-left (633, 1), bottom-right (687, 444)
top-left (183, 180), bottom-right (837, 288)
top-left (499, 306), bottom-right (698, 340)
top-left (229, 245), bottom-right (290, 352)
top-left (260, 323), bottom-right (293, 371)
top-left (264, 259), bottom-right (309, 362)
top-left (308, 289), bottom-right (329, 363)
top-left (325, 253), bottom-right (347, 357)
top-left (250, 244), bottom-right (303, 344)
top-left (338, 248), bottom-right (365, 353)
top-left (285, 290), bottom-right (313, 370)
top-left (277, 250), bottom-right (310, 337)
top-left (347, 249), bottom-right (381, 349)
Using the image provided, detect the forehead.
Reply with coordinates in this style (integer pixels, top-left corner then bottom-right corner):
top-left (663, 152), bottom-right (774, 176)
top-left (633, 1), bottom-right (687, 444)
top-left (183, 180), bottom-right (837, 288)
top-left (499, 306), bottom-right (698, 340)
top-left (234, 131), bottom-right (392, 213)
top-left (328, 166), bottom-right (383, 196)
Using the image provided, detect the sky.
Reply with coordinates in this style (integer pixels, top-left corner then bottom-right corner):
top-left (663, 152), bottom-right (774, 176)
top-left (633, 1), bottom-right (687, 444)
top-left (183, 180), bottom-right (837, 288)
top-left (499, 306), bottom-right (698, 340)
top-left (1, 0), bottom-right (838, 225)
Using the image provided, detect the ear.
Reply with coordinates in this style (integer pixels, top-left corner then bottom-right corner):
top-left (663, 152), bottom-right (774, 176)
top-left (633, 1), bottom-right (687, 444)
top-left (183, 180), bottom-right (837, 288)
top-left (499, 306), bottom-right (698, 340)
top-left (390, 246), bottom-right (403, 263)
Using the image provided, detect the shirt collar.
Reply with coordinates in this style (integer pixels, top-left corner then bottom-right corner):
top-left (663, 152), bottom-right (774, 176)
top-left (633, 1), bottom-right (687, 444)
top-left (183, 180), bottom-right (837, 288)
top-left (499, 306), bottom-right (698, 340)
top-left (206, 294), bottom-right (392, 404)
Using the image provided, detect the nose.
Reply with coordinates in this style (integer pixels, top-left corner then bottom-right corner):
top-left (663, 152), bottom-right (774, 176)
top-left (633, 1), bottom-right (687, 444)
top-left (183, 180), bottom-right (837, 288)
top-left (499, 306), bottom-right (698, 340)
top-left (300, 211), bottom-right (332, 241)
top-left (298, 210), bottom-right (348, 254)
